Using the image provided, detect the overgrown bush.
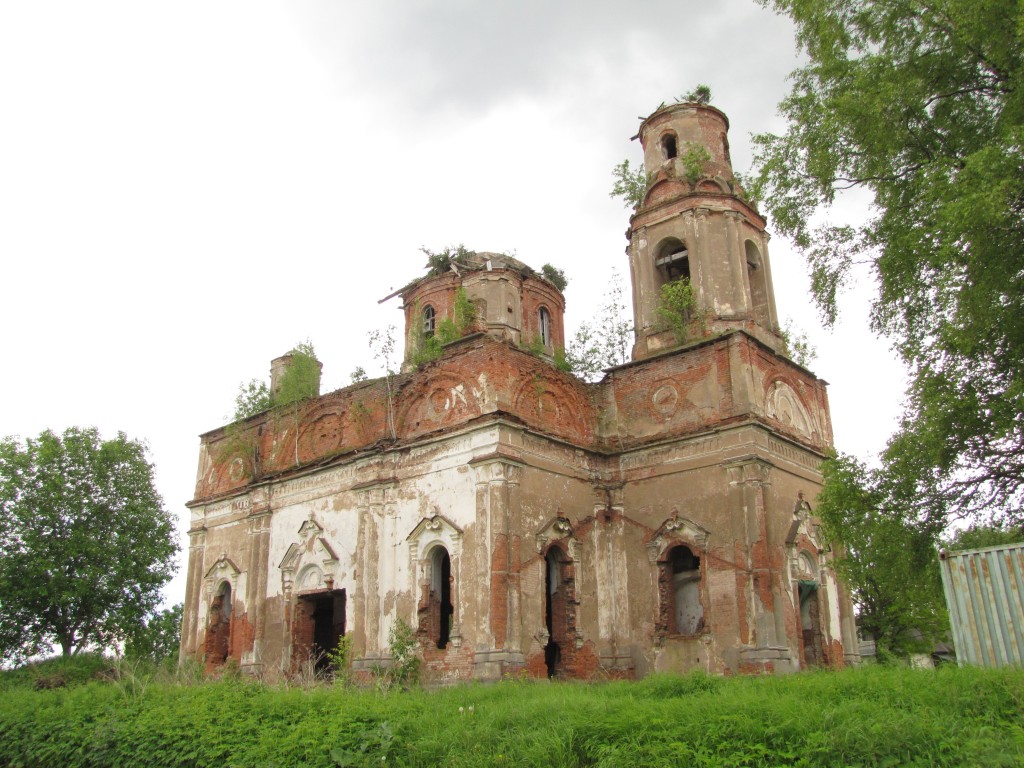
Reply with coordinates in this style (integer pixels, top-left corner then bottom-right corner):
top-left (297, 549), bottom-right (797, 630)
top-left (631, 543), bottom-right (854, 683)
top-left (681, 141), bottom-right (711, 183)
top-left (541, 264), bottom-right (568, 292)
top-left (411, 289), bottom-right (477, 367)
top-left (0, 652), bottom-right (113, 692)
top-left (657, 277), bottom-right (698, 343)
top-left (1, 666), bottom-right (1022, 766)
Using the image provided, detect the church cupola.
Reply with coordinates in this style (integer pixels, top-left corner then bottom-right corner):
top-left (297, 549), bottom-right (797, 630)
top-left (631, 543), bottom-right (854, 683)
top-left (397, 250), bottom-right (566, 366)
top-left (626, 102), bottom-right (781, 360)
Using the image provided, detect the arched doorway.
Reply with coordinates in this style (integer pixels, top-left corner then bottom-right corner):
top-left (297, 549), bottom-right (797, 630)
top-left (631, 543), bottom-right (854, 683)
top-left (430, 546), bottom-right (453, 649)
top-left (205, 581), bottom-right (232, 667)
top-left (544, 546), bottom-right (567, 678)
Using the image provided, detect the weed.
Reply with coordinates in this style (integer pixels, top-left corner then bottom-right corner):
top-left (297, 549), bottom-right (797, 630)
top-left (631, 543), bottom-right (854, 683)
top-left (328, 635), bottom-right (354, 688)
top-left (657, 277), bottom-right (699, 343)
top-left (372, 619), bottom-right (421, 692)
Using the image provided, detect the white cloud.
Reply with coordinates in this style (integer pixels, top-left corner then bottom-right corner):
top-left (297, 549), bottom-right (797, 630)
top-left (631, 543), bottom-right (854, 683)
top-left (0, 0), bottom-right (903, 606)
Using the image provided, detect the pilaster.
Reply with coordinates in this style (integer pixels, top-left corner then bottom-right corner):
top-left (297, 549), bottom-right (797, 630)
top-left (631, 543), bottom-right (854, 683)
top-left (180, 527), bottom-right (207, 661)
top-left (244, 486), bottom-right (272, 667)
top-left (727, 457), bottom-right (792, 670)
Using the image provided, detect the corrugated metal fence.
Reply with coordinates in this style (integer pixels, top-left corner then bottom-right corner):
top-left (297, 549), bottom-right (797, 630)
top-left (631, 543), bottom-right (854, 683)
top-left (939, 542), bottom-right (1024, 667)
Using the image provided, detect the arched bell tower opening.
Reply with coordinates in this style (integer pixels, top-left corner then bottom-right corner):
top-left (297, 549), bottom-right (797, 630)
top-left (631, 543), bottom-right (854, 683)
top-left (655, 237), bottom-right (690, 286)
top-left (626, 102), bottom-right (782, 360)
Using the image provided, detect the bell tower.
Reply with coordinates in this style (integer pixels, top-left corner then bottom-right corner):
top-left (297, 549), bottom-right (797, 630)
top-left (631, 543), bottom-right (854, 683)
top-left (626, 103), bottom-right (782, 360)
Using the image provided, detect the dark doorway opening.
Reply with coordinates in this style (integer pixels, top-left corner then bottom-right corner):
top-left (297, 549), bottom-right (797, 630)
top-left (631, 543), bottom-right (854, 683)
top-left (299, 589), bottom-right (346, 672)
top-left (206, 581), bottom-right (232, 667)
top-left (544, 547), bottom-right (563, 678)
top-left (799, 581), bottom-right (824, 667)
top-left (433, 547), bottom-right (453, 649)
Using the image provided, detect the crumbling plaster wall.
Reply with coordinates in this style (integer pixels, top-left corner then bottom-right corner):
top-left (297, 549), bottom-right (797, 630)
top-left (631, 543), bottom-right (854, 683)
top-left (184, 330), bottom-right (851, 679)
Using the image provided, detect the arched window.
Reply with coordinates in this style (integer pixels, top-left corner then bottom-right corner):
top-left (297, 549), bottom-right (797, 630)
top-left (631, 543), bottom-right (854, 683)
top-left (422, 305), bottom-right (436, 338)
top-left (655, 238), bottom-right (690, 286)
top-left (663, 545), bottom-right (703, 635)
top-left (745, 241), bottom-right (769, 325)
top-left (429, 546), bottom-right (453, 649)
top-left (661, 133), bottom-right (678, 160)
top-left (538, 306), bottom-right (551, 347)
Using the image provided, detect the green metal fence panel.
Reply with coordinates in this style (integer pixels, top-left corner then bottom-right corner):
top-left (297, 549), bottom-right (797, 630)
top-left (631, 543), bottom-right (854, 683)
top-left (939, 542), bottom-right (1024, 667)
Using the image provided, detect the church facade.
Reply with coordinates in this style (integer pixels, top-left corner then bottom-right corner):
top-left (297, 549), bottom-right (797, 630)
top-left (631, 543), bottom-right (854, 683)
top-left (181, 103), bottom-right (859, 681)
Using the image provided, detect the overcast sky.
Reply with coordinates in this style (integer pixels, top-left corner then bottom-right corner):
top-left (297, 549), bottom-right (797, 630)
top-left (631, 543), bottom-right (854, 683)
top-left (0, 1), bottom-right (906, 606)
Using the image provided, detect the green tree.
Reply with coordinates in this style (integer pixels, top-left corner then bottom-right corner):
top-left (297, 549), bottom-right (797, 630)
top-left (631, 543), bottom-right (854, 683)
top-left (609, 159), bottom-right (648, 209)
top-left (231, 341), bottom-right (320, 422)
top-left (369, 325), bottom-right (398, 441)
top-left (0, 428), bottom-right (177, 662)
top-left (945, 521), bottom-right (1024, 550)
top-left (540, 263), bottom-right (568, 293)
top-left (124, 603), bottom-right (182, 664)
top-left (780, 319), bottom-right (818, 368)
top-left (231, 379), bottom-right (271, 421)
top-left (817, 454), bottom-right (948, 656)
top-left (753, 0), bottom-right (1024, 527)
top-left (680, 84), bottom-right (712, 105)
top-left (566, 270), bottom-right (633, 380)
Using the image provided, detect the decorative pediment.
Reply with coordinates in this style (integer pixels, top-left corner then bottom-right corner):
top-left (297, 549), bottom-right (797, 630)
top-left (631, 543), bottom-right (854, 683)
top-left (279, 543), bottom-right (301, 572)
top-left (298, 518), bottom-right (323, 541)
top-left (406, 514), bottom-right (463, 562)
top-left (202, 553), bottom-right (243, 604)
top-left (535, 516), bottom-right (574, 555)
top-left (785, 494), bottom-right (823, 548)
top-left (280, 517), bottom-right (340, 596)
top-left (204, 554), bottom-right (241, 580)
top-left (278, 536), bottom-right (339, 572)
top-left (647, 512), bottom-right (710, 563)
top-left (786, 494), bottom-right (828, 581)
top-left (406, 514), bottom-right (462, 543)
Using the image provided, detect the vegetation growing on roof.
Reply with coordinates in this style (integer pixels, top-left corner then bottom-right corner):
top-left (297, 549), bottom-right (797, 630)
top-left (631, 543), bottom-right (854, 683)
top-left (610, 159), bottom-right (649, 210)
top-left (565, 269), bottom-right (633, 381)
top-left (680, 84), bottom-right (712, 105)
top-left (411, 288), bottom-right (478, 368)
top-left (420, 244), bottom-right (476, 277)
top-left (540, 263), bottom-right (567, 292)
top-left (231, 341), bottom-right (320, 422)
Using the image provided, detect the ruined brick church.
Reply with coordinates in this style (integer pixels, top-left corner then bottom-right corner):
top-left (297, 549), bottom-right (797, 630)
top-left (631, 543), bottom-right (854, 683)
top-left (181, 103), bottom-right (859, 681)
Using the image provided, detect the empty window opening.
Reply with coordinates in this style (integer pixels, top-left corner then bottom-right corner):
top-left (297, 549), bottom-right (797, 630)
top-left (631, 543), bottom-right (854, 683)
top-left (655, 238), bottom-right (690, 286)
top-left (661, 133), bottom-right (678, 160)
top-left (296, 589), bottom-right (346, 672)
top-left (721, 132), bottom-right (731, 165)
top-left (544, 547), bottom-right (564, 678)
top-left (745, 241), bottom-right (769, 325)
top-left (538, 306), bottom-right (551, 347)
top-left (799, 581), bottom-right (824, 667)
top-left (669, 546), bottom-right (703, 635)
top-left (422, 305), bottom-right (436, 338)
top-left (430, 546), bottom-right (453, 649)
top-left (206, 581), bottom-right (232, 666)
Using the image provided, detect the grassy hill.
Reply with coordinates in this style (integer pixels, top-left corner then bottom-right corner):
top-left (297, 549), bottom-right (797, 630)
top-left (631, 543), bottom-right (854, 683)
top-left (1, 658), bottom-right (1022, 767)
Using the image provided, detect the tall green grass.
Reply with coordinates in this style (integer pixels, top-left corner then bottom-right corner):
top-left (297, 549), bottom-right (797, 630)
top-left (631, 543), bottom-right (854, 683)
top-left (0, 665), bottom-right (1021, 767)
